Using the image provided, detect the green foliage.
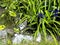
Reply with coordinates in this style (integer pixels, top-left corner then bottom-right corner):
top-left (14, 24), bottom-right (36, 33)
top-left (13, 28), bottom-right (20, 33)
top-left (0, 0), bottom-right (60, 45)
top-left (12, 40), bottom-right (59, 45)
top-left (0, 25), bottom-right (5, 30)
top-left (9, 11), bottom-right (16, 17)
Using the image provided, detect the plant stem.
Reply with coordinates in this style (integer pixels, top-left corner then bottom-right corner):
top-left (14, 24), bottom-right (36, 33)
top-left (54, 0), bottom-right (56, 9)
top-left (45, 0), bottom-right (47, 10)
top-left (58, 0), bottom-right (60, 9)
top-left (48, 0), bottom-right (50, 10)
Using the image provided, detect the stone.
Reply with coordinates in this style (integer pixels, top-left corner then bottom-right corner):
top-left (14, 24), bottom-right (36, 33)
top-left (6, 28), bottom-right (14, 36)
top-left (12, 34), bottom-right (24, 44)
top-left (0, 30), bottom-right (7, 39)
top-left (0, 28), bottom-right (14, 45)
top-left (0, 30), bottom-right (7, 45)
top-left (0, 7), bottom-right (5, 15)
top-left (12, 34), bottom-right (33, 44)
top-left (36, 33), bottom-right (41, 42)
top-left (56, 36), bottom-right (60, 41)
top-left (47, 35), bottom-right (53, 41)
top-left (12, 33), bottom-right (41, 44)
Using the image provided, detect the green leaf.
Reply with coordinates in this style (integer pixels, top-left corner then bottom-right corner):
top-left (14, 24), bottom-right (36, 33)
top-left (7, 39), bottom-right (12, 45)
top-left (28, 22), bottom-right (37, 26)
top-left (9, 11), bottom-right (16, 17)
top-left (1, 14), bottom-right (5, 17)
top-left (47, 29), bottom-right (58, 45)
top-left (54, 21), bottom-right (60, 25)
top-left (9, 4), bottom-right (16, 9)
top-left (0, 3), bottom-right (6, 7)
top-left (45, 10), bottom-right (50, 19)
top-left (0, 25), bottom-right (5, 30)
top-left (13, 28), bottom-right (20, 33)
top-left (42, 19), bottom-right (47, 41)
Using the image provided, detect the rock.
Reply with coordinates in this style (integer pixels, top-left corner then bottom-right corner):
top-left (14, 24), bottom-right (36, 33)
top-left (36, 33), bottom-right (41, 42)
top-left (56, 36), bottom-right (60, 41)
top-left (47, 35), bottom-right (53, 41)
top-left (6, 29), bottom-right (14, 36)
top-left (0, 30), bottom-right (7, 45)
top-left (12, 33), bottom-right (41, 44)
top-left (12, 34), bottom-right (24, 44)
top-left (0, 7), bottom-right (5, 15)
top-left (2, 38), bottom-right (7, 45)
top-left (0, 29), bottom-right (14, 37)
top-left (12, 34), bottom-right (33, 44)
top-left (0, 28), bottom-right (14, 45)
top-left (0, 30), bottom-right (7, 39)
top-left (24, 35), bottom-right (33, 41)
